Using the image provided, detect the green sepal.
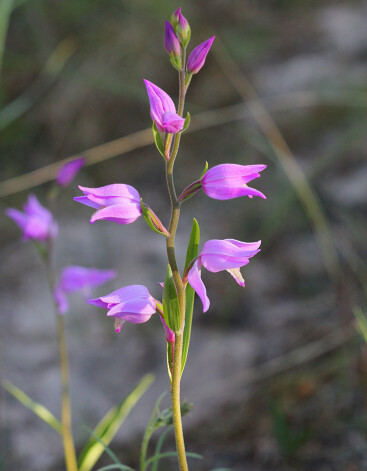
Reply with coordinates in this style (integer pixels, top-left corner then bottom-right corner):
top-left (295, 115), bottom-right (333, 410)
top-left (200, 161), bottom-right (209, 179)
top-left (179, 26), bottom-right (191, 49)
top-left (181, 218), bottom-right (200, 376)
top-left (163, 265), bottom-right (180, 333)
top-left (141, 200), bottom-right (168, 237)
top-left (181, 112), bottom-right (190, 133)
top-left (169, 52), bottom-right (182, 71)
top-left (152, 121), bottom-right (164, 157)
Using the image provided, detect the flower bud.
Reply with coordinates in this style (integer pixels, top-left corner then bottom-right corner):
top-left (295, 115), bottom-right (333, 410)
top-left (172, 8), bottom-right (191, 47)
top-left (187, 36), bottom-right (215, 74)
top-left (165, 21), bottom-right (181, 58)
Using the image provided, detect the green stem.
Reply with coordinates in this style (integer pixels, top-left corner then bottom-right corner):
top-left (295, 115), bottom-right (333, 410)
top-left (45, 245), bottom-right (78, 471)
top-left (165, 50), bottom-right (189, 471)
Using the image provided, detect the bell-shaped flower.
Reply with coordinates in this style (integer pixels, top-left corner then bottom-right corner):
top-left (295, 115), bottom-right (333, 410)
top-left (6, 194), bottom-right (58, 242)
top-left (202, 163), bottom-right (267, 200)
top-left (88, 285), bottom-right (157, 333)
top-left (74, 184), bottom-right (142, 224)
top-left (56, 157), bottom-right (85, 187)
top-left (54, 266), bottom-right (116, 314)
top-left (143, 79), bottom-right (185, 133)
top-left (187, 239), bottom-right (261, 312)
top-left (187, 36), bottom-right (215, 74)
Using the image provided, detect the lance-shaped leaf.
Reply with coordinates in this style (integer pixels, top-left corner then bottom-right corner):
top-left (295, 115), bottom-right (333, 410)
top-left (181, 218), bottom-right (200, 375)
top-left (2, 380), bottom-right (62, 434)
top-left (152, 121), bottom-right (164, 157)
top-left (163, 265), bottom-right (180, 333)
top-left (78, 374), bottom-right (154, 471)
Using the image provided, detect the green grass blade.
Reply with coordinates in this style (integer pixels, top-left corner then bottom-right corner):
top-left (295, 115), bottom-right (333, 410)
top-left (181, 218), bottom-right (200, 376)
top-left (0, 0), bottom-right (14, 81)
top-left (145, 451), bottom-right (202, 467)
top-left (151, 426), bottom-right (173, 471)
top-left (2, 380), bottom-right (62, 434)
top-left (354, 307), bottom-right (367, 344)
top-left (78, 374), bottom-right (154, 471)
top-left (97, 466), bottom-right (136, 471)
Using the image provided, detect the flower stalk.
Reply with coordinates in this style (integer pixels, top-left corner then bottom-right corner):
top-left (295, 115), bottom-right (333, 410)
top-left (164, 46), bottom-right (189, 471)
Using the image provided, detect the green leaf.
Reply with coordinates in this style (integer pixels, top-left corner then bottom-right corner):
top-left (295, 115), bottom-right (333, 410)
top-left (200, 161), bottom-right (209, 179)
top-left (163, 265), bottom-right (180, 333)
top-left (181, 112), bottom-right (190, 132)
top-left (2, 380), bottom-right (62, 434)
top-left (151, 426), bottom-right (173, 471)
top-left (78, 374), bottom-right (154, 471)
top-left (181, 218), bottom-right (200, 375)
top-left (152, 121), bottom-right (164, 157)
top-left (145, 451), bottom-right (202, 467)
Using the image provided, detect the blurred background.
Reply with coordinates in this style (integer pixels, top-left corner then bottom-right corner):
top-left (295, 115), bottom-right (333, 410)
top-left (1, 0), bottom-right (367, 470)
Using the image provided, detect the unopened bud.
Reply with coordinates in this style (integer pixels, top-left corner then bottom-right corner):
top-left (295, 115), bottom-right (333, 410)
top-left (173, 8), bottom-right (191, 48)
top-left (165, 21), bottom-right (181, 58)
top-left (187, 36), bottom-right (215, 74)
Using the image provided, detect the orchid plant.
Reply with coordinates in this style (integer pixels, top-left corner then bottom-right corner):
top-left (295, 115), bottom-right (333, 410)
top-left (74, 8), bottom-right (266, 471)
top-left (5, 159), bottom-right (154, 471)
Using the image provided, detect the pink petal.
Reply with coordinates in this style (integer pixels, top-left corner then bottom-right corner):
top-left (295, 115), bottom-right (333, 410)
top-left (188, 260), bottom-right (210, 313)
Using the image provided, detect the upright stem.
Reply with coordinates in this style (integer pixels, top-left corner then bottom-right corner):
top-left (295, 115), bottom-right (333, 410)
top-left (165, 50), bottom-right (189, 471)
top-left (45, 247), bottom-right (78, 471)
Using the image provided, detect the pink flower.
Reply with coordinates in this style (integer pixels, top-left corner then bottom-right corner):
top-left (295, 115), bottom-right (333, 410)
top-left (74, 184), bottom-right (142, 224)
top-left (6, 194), bottom-right (58, 242)
top-left (187, 36), bottom-right (215, 74)
top-left (143, 79), bottom-right (185, 133)
top-left (54, 266), bottom-right (116, 314)
top-left (56, 157), bottom-right (85, 187)
top-left (202, 164), bottom-right (267, 200)
top-left (88, 285), bottom-right (157, 333)
top-left (188, 239), bottom-right (261, 312)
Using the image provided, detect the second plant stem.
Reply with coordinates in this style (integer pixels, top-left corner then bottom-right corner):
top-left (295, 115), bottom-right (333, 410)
top-left (45, 247), bottom-right (78, 471)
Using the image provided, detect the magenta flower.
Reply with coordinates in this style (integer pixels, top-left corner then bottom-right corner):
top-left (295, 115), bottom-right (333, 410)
top-left (143, 79), bottom-right (185, 133)
top-left (202, 164), bottom-right (267, 200)
top-left (6, 194), bottom-right (58, 242)
top-left (74, 184), bottom-right (142, 224)
top-left (187, 36), bottom-right (215, 74)
top-left (56, 157), bottom-right (85, 187)
top-left (54, 266), bottom-right (117, 314)
top-left (88, 285), bottom-right (157, 333)
top-left (165, 21), bottom-right (181, 57)
top-left (188, 239), bottom-right (261, 312)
